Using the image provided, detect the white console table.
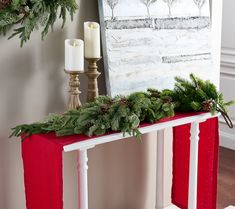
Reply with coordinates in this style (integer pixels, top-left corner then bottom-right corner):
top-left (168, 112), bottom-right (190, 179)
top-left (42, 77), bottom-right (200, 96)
top-left (63, 112), bottom-right (219, 209)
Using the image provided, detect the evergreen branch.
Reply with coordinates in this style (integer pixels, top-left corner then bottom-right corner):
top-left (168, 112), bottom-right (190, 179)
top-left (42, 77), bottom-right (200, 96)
top-left (10, 90), bottom-right (175, 141)
top-left (0, 0), bottom-right (78, 46)
top-left (9, 74), bottom-right (235, 141)
top-left (170, 74), bottom-right (234, 127)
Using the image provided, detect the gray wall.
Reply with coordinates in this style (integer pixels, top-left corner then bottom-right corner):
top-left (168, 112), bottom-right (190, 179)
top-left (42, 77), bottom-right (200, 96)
top-left (219, 0), bottom-right (235, 150)
top-left (0, 0), bottom-right (157, 209)
top-left (0, 0), bottom-right (222, 209)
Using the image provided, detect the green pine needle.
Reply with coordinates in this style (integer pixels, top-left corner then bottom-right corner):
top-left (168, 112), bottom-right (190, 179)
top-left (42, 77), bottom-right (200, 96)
top-left (9, 74), bottom-right (235, 141)
top-left (0, 0), bottom-right (78, 46)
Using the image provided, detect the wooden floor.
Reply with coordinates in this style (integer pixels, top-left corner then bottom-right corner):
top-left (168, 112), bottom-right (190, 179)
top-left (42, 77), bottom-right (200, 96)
top-left (217, 147), bottom-right (235, 209)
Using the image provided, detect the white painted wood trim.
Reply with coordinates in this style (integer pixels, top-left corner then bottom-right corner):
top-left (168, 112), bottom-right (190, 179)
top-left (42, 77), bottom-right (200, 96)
top-left (224, 206), bottom-right (235, 209)
top-left (63, 113), bottom-right (220, 152)
top-left (219, 115), bottom-right (235, 151)
top-left (163, 204), bottom-right (180, 209)
top-left (221, 47), bottom-right (235, 56)
top-left (221, 47), bottom-right (235, 69)
top-left (164, 205), bottom-right (180, 209)
top-left (220, 131), bottom-right (235, 150)
top-left (77, 150), bottom-right (89, 209)
top-left (220, 70), bottom-right (235, 79)
top-left (221, 61), bottom-right (235, 69)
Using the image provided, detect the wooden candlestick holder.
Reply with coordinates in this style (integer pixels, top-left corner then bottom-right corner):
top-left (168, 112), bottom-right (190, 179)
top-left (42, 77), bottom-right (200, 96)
top-left (85, 57), bottom-right (101, 102)
top-left (64, 70), bottom-right (82, 110)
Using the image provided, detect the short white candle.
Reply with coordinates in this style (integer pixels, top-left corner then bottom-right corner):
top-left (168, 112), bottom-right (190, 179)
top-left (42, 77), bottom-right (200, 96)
top-left (84, 22), bottom-right (101, 58)
top-left (65, 39), bottom-right (84, 72)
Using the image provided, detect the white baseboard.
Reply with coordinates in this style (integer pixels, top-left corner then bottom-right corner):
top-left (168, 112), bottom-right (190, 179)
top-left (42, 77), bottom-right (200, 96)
top-left (164, 204), bottom-right (234, 209)
top-left (224, 206), bottom-right (235, 209)
top-left (220, 131), bottom-right (235, 151)
top-left (163, 204), bottom-right (180, 209)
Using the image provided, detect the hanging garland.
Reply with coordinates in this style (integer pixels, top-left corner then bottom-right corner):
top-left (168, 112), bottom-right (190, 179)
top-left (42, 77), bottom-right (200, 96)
top-left (10, 74), bottom-right (234, 140)
top-left (0, 0), bottom-right (78, 46)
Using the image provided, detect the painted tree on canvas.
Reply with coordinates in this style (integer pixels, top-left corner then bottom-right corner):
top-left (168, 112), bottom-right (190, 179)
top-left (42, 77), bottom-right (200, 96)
top-left (162, 0), bottom-right (176, 17)
top-left (140, 0), bottom-right (157, 18)
top-left (193, 0), bottom-right (206, 16)
top-left (106, 0), bottom-right (119, 20)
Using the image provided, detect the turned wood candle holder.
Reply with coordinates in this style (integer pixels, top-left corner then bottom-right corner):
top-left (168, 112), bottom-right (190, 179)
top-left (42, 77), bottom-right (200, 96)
top-left (85, 57), bottom-right (101, 102)
top-left (64, 70), bottom-right (83, 110)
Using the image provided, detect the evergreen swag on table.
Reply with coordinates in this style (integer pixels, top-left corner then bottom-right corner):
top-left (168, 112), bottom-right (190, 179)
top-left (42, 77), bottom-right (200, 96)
top-left (10, 74), bottom-right (234, 141)
top-left (0, 0), bottom-right (78, 46)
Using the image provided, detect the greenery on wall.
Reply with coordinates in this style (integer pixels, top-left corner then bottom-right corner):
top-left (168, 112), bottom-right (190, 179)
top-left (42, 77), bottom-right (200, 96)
top-left (0, 0), bottom-right (78, 46)
top-left (10, 74), bottom-right (234, 141)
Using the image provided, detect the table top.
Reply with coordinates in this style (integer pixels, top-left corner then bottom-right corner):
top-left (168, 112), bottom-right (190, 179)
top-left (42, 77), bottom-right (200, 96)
top-left (63, 112), bottom-right (220, 152)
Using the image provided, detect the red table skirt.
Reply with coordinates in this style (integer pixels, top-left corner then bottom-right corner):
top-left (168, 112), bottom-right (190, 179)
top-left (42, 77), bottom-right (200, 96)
top-left (21, 113), bottom-right (219, 209)
top-left (172, 117), bottom-right (219, 209)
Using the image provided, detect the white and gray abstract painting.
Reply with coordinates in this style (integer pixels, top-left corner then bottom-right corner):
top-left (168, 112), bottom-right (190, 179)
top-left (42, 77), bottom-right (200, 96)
top-left (99, 0), bottom-right (213, 97)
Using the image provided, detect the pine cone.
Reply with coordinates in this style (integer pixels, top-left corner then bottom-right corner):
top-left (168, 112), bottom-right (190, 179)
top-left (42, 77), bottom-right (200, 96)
top-left (0, 0), bottom-right (12, 10)
top-left (119, 98), bottom-right (130, 107)
top-left (163, 96), bottom-right (173, 103)
top-left (106, 99), bottom-right (114, 106)
top-left (202, 99), bottom-right (213, 112)
top-left (85, 122), bottom-right (93, 129)
top-left (100, 104), bottom-right (109, 113)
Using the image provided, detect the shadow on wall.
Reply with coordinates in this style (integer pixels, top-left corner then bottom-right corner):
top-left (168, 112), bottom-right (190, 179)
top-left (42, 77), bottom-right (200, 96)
top-left (0, 0), bottom-right (156, 208)
top-left (0, 47), bottom-right (34, 126)
top-left (0, 8), bottom-right (80, 209)
top-left (88, 133), bottom-right (157, 209)
top-left (40, 29), bottom-right (67, 113)
top-left (0, 40), bottom-right (36, 209)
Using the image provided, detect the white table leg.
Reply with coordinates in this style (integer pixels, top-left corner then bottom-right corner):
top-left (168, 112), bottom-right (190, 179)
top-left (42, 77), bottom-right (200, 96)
top-left (156, 130), bottom-right (164, 209)
top-left (188, 122), bottom-right (200, 209)
top-left (156, 129), bottom-right (175, 209)
top-left (77, 149), bottom-right (89, 209)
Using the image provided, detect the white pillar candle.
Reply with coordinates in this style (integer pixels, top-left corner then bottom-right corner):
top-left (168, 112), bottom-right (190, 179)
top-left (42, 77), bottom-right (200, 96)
top-left (84, 22), bottom-right (101, 58)
top-left (65, 39), bottom-right (84, 72)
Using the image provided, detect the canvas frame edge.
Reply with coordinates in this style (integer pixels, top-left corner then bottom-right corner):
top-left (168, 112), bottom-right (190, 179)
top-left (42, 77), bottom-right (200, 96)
top-left (98, 0), bottom-right (112, 96)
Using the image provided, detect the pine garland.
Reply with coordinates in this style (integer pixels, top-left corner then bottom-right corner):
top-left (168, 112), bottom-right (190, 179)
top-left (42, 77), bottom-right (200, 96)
top-left (163, 74), bottom-right (234, 127)
top-left (10, 74), bottom-right (234, 141)
top-left (0, 0), bottom-right (78, 46)
top-left (10, 91), bottom-right (175, 140)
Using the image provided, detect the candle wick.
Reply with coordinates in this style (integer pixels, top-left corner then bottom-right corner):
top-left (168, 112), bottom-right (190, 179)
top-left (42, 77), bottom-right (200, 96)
top-left (72, 41), bottom-right (78, 47)
top-left (89, 23), bottom-right (97, 29)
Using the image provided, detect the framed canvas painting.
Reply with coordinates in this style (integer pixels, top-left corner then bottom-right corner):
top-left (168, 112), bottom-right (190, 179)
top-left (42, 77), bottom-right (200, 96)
top-left (98, 0), bottom-right (214, 97)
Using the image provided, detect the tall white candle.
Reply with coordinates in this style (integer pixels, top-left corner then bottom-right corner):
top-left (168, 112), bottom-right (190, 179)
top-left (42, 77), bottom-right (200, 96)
top-left (65, 39), bottom-right (84, 72)
top-left (84, 22), bottom-right (101, 58)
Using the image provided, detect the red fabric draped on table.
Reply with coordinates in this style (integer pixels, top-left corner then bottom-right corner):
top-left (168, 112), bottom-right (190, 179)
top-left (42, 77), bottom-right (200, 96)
top-left (22, 133), bottom-right (90, 209)
top-left (22, 134), bottom-right (64, 209)
top-left (21, 114), bottom-right (219, 209)
top-left (172, 117), bottom-right (219, 209)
